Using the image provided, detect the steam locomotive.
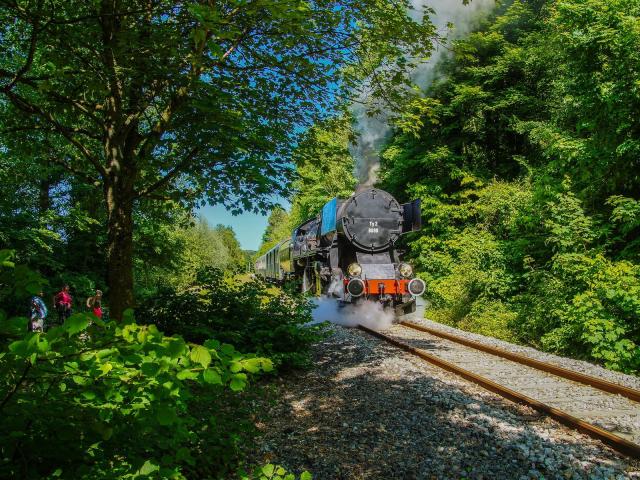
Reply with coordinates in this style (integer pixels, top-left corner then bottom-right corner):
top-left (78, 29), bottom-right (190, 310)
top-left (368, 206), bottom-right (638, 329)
top-left (254, 187), bottom-right (425, 315)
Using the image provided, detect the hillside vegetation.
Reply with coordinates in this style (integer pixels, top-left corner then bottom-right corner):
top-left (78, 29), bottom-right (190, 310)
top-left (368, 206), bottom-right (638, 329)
top-left (259, 0), bottom-right (640, 375)
top-left (380, 0), bottom-right (640, 374)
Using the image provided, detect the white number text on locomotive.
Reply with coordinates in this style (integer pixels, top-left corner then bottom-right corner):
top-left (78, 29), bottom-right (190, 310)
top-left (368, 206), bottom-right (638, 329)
top-left (368, 220), bottom-right (379, 233)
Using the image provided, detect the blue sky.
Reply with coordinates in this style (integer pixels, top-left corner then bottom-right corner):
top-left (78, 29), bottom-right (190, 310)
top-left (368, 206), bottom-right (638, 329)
top-left (198, 205), bottom-right (267, 251)
top-left (199, 201), bottom-right (289, 251)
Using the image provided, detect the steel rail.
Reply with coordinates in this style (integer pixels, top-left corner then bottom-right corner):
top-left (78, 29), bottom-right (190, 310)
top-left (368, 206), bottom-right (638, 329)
top-left (358, 324), bottom-right (640, 459)
top-left (400, 321), bottom-right (640, 404)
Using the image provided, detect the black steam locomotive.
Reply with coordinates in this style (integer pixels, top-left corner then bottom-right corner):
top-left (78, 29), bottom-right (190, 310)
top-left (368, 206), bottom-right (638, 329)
top-left (254, 187), bottom-right (425, 315)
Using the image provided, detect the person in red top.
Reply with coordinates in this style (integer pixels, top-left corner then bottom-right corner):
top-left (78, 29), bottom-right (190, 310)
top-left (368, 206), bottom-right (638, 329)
top-left (86, 289), bottom-right (103, 319)
top-left (54, 284), bottom-right (73, 325)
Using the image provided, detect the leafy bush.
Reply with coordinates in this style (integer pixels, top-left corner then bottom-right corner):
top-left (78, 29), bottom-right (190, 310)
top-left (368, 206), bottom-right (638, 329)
top-left (374, 0), bottom-right (640, 375)
top-left (0, 255), bottom-right (312, 479)
top-left (539, 253), bottom-right (640, 372)
top-left (138, 269), bottom-right (326, 370)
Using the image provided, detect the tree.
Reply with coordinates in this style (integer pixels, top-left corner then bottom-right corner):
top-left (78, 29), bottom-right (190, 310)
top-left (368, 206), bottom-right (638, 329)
top-left (257, 207), bottom-right (291, 256)
top-left (289, 114), bottom-right (357, 226)
top-left (214, 224), bottom-right (245, 270)
top-left (0, 0), bottom-right (437, 319)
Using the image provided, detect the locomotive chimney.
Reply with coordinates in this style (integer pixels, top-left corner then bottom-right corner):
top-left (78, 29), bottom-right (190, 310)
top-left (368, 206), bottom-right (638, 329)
top-left (355, 184), bottom-right (371, 194)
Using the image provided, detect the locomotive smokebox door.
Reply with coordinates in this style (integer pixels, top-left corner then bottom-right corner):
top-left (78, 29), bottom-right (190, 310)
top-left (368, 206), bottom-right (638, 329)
top-left (339, 188), bottom-right (403, 252)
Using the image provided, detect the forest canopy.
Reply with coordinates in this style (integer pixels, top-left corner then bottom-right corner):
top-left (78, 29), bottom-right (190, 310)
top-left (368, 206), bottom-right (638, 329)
top-left (0, 0), bottom-right (437, 318)
top-left (378, 0), bottom-right (640, 373)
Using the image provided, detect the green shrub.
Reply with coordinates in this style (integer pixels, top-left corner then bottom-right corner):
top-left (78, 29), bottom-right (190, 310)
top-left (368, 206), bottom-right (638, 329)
top-left (457, 300), bottom-right (519, 343)
top-left (138, 269), bottom-right (326, 370)
top-left (539, 254), bottom-right (640, 372)
top-left (0, 254), bottom-right (312, 479)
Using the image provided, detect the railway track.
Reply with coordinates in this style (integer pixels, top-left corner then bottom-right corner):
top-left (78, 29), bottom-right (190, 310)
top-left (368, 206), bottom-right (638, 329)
top-left (359, 321), bottom-right (640, 459)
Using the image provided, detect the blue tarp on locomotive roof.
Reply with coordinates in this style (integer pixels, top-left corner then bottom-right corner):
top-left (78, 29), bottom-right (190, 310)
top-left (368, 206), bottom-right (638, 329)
top-left (321, 198), bottom-right (338, 235)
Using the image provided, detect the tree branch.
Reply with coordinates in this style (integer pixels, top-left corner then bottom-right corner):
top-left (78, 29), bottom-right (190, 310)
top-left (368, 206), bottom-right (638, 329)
top-left (41, 140), bottom-right (100, 185)
top-left (136, 147), bottom-right (200, 198)
top-left (6, 90), bottom-right (107, 178)
top-left (0, 362), bottom-right (31, 412)
top-left (1, 21), bottom-right (38, 93)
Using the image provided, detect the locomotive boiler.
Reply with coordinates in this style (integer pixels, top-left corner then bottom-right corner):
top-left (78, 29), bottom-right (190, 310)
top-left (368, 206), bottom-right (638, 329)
top-left (254, 187), bottom-right (425, 315)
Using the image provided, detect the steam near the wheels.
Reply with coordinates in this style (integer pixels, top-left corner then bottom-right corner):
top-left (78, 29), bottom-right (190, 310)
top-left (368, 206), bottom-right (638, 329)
top-left (352, 0), bottom-right (496, 186)
top-left (311, 298), bottom-right (396, 331)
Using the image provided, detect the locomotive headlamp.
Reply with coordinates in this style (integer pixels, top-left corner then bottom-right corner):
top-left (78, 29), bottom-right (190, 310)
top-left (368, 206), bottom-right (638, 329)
top-left (347, 278), bottom-right (366, 297)
top-left (398, 263), bottom-right (413, 278)
top-left (347, 262), bottom-right (362, 277)
top-left (408, 278), bottom-right (426, 296)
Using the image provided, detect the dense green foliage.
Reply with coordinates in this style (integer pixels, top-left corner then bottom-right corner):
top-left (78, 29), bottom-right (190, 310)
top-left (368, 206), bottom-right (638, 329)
top-left (0, 252), bottom-right (313, 478)
top-left (0, 0), bottom-right (438, 318)
top-left (139, 269), bottom-right (326, 370)
top-left (380, 0), bottom-right (640, 373)
top-left (136, 217), bottom-right (247, 298)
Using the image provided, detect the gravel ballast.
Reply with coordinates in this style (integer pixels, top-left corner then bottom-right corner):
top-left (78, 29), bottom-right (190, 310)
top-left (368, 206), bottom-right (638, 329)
top-left (408, 301), bottom-right (640, 392)
top-left (248, 326), bottom-right (640, 479)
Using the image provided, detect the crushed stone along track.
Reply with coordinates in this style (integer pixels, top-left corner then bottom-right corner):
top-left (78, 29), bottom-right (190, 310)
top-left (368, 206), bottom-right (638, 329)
top-left (365, 323), bottom-right (640, 455)
top-left (248, 326), bottom-right (640, 480)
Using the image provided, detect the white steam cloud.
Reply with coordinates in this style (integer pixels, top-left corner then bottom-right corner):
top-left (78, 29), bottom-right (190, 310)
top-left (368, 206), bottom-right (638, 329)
top-left (352, 0), bottom-right (496, 185)
top-left (311, 298), bottom-right (396, 331)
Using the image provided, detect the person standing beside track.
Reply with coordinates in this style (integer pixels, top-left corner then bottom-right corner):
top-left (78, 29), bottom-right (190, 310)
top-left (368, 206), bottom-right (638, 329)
top-left (54, 284), bottom-right (73, 325)
top-left (86, 289), bottom-right (103, 319)
top-left (29, 291), bottom-right (48, 332)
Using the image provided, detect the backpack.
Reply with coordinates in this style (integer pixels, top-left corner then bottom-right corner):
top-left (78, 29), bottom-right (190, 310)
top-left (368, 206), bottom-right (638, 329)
top-left (32, 297), bottom-right (48, 318)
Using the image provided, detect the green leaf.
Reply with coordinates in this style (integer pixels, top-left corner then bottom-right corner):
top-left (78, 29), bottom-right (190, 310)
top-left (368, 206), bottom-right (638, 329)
top-left (8, 339), bottom-right (29, 357)
top-left (156, 405), bottom-right (178, 426)
top-left (190, 345), bottom-right (212, 368)
top-left (72, 375), bottom-right (90, 386)
top-left (82, 391), bottom-right (96, 400)
top-left (138, 460), bottom-right (160, 475)
top-left (0, 316), bottom-right (28, 335)
top-left (261, 358), bottom-right (274, 372)
top-left (122, 308), bottom-right (135, 324)
top-left (203, 368), bottom-right (222, 385)
top-left (0, 250), bottom-right (16, 271)
top-left (36, 335), bottom-right (49, 353)
top-left (166, 338), bottom-right (187, 358)
top-left (141, 362), bottom-right (160, 377)
top-left (242, 358), bottom-right (263, 373)
top-left (300, 472), bottom-right (312, 480)
top-left (229, 373), bottom-right (247, 391)
top-left (176, 369), bottom-right (199, 380)
top-left (204, 339), bottom-right (220, 349)
top-left (262, 464), bottom-right (275, 477)
top-left (64, 314), bottom-right (90, 336)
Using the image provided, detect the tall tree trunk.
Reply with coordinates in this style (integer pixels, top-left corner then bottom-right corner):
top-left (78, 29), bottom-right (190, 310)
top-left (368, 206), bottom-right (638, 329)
top-left (105, 176), bottom-right (135, 321)
top-left (103, 125), bottom-right (137, 321)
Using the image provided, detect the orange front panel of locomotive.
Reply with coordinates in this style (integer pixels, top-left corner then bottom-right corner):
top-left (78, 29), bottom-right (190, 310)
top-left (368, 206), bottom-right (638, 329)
top-left (343, 279), bottom-right (410, 295)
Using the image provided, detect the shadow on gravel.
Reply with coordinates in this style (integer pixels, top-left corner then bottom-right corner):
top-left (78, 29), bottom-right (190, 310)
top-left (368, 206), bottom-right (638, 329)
top-left (249, 330), bottom-right (634, 480)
